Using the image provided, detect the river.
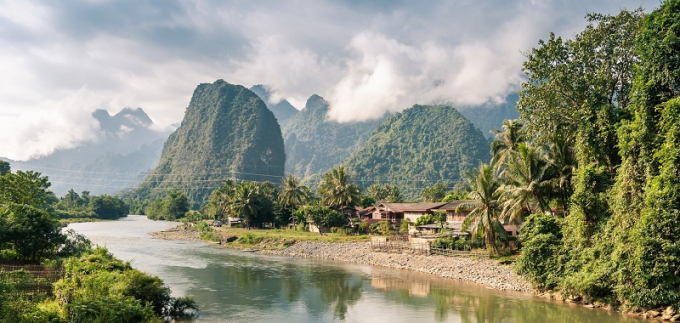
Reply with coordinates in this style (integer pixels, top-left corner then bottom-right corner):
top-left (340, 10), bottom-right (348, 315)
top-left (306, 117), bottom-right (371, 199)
top-left (68, 215), bottom-right (641, 323)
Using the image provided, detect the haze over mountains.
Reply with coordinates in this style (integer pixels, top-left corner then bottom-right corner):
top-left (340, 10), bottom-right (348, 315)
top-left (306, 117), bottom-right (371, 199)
top-left (4, 108), bottom-right (171, 196)
top-left (3, 79), bottom-right (520, 202)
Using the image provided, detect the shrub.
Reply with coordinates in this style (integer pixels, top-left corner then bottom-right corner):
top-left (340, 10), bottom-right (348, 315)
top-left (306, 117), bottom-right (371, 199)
top-left (237, 233), bottom-right (262, 244)
top-left (199, 232), bottom-right (221, 242)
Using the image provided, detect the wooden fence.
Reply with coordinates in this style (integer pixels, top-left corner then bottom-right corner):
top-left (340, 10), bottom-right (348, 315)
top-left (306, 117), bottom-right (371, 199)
top-left (369, 240), bottom-right (489, 258)
top-left (0, 263), bottom-right (65, 295)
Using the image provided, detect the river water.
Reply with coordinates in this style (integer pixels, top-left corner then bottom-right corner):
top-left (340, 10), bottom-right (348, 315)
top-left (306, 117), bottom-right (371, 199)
top-left (68, 215), bottom-right (641, 323)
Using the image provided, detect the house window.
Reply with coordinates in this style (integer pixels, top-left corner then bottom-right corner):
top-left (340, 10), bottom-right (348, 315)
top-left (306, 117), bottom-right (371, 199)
top-left (506, 230), bottom-right (513, 236)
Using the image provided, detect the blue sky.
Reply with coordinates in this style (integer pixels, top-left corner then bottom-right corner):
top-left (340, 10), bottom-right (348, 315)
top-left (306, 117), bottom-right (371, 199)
top-left (0, 0), bottom-right (659, 160)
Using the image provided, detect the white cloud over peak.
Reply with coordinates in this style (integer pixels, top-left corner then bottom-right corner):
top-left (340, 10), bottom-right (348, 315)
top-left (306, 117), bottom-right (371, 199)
top-left (0, 0), bottom-right (658, 160)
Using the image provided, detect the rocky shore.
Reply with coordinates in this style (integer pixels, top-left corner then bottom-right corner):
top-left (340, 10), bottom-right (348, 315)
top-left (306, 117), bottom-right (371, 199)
top-left (259, 241), bottom-right (533, 293)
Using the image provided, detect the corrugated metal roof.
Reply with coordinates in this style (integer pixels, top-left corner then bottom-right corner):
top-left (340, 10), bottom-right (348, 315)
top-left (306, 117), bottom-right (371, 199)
top-left (437, 200), bottom-right (475, 210)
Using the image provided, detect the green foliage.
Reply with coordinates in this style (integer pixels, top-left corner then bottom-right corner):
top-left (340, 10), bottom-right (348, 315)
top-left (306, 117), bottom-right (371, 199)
top-left (459, 163), bottom-right (501, 254)
top-left (375, 221), bottom-right (393, 236)
top-left (359, 195), bottom-right (376, 208)
top-left (318, 166), bottom-right (361, 208)
top-left (399, 219), bottom-right (411, 233)
top-left (53, 190), bottom-right (128, 220)
top-left (0, 170), bottom-right (52, 207)
top-left (0, 160), bottom-right (9, 175)
top-left (0, 203), bottom-right (65, 261)
top-left (514, 214), bottom-right (563, 290)
top-left (431, 237), bottom-right (470, 250)
top-left (282, 94), bottom-right (382, 179)
top-left (237, 233), bottom-right (263, 244)
top-left (414, 213), bottom-right (436, 227)
top-left (296, 204), bottom-right (347, 234)
top-left (200, 232), bottom-right (221, 242)
top-left (510, 2), bottom-right (680, 311)
top-left (367, 184), bottom-right (403, 203)
top-left (343, 105), bottom-right (490, 199)
top-left (145, 190), bottom-right (189, 221)
top-left (54, 247), bottom-right (197, 322)
top-left (132, 80), bottom-right (285, 205)
top-left (420, 182), bottom-right (449, 202)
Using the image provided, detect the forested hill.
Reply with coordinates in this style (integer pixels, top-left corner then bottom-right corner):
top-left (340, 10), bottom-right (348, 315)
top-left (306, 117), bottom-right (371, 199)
top-left (133, 80), bottom-right (286, 205)
top-left (249, 84), bottom-right (299, 126)
top-left (342, 105), bottom-right (490, 199)
top-left (282, 95), bottom-right (384, 179)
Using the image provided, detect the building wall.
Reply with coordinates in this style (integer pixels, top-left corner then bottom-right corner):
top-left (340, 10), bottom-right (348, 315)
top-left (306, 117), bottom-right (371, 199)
top-left (404, 211), bottom-right (427, 223)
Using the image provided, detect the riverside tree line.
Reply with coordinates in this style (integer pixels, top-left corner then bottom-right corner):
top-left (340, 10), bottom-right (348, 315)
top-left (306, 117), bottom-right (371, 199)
top-left (0, 162), bottom-right (197, 322)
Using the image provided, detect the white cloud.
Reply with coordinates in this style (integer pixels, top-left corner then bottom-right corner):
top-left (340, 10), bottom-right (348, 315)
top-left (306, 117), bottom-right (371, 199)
top-left (0, 0), bottom-right (660, 159)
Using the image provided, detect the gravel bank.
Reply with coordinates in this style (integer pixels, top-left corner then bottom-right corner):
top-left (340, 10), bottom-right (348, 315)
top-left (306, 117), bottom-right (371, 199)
top-left (260, 241), bottom-right (533, 293)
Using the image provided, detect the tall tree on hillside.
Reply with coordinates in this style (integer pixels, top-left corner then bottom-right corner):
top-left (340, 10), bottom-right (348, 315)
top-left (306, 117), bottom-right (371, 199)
top-left (498, 143), bottom-right (552, 220)
top-left (456, 163), bottom-right (501, 255)
top-left (318, 166), bottom-right (361, 208)
top-left (278, 175), bottom-right (309, 225)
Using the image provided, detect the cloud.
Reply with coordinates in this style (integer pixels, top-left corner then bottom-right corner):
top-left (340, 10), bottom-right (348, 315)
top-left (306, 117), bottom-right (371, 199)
top-left (0, 0), bottom-right (660, 159)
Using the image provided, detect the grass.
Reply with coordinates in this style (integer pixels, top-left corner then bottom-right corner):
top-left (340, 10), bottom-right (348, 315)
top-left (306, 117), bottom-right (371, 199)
top-left (215, 226), bottom-right (370, 243)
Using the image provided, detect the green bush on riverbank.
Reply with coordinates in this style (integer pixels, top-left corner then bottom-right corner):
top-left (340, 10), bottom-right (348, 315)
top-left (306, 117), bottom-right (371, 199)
top-left (0, 162), bottom-right (198, 322)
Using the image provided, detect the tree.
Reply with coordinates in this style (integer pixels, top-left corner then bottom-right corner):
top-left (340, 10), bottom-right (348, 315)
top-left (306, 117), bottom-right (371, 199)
top-left (296, 204), bottom-right (346, 235)
top-left (90, 195), bottom-right (129, 219)
top-left (456, 163), bottom-right (501, 254)
top-left (497, 143), bottom-right (552, 221)
top-left (145, 190), bottom-right (189, 221)
top-left (318, 166), bottom-right (361, 208)
top-left (0, 203), bottom-right (65, 261)
top-left (517, 10), bottom-right (642, 170)
top-left (230, 183), bottom-right (261, 229)
top-left (278, 174), bottom-right (309, 225)
top-left (490, 119), bottom-right (525, 174)
top-left (367, 184), bottom-right (403, 202)
top-left (0, 161), bottom-right (10, 176)
top-left (420, 182), bottom-right (448, 202)
top-left (433, 210), bottom-right (447, 229)
top-left (0, 170), bottom-right (51, 207)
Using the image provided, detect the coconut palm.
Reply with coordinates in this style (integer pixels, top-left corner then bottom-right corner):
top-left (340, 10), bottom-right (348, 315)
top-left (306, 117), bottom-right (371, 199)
top-left (230, 182), bottom-right (260, 229)
top-left (456, 163), bottom-right (501, 255)
top-left (491, 119), bottom-right (525, 175)
top-left (498, 143), bottom-right (552, 222)
top-left (278, 174), bottom-right (309, 225)
top-left (318, 166), bottom-right (361, 208)
top-left (546, 131), bottom-right (576, 212)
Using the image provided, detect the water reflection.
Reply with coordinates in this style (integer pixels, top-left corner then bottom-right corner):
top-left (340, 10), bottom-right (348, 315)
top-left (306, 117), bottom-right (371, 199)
top-left (70, 216), bottom-right (642, 323)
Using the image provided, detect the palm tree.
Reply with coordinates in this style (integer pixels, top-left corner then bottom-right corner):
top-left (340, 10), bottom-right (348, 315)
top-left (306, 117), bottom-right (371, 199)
top-left (546, 131), bottom-right (576, 213)
top-left (498, 143), bottom-right (552, 222)
top-left (491, 119), bottom-right (525, 175)
top-left (318, 166), bottom-right (361, 208)
top-left (230, 183), bottom-right (260, 229)
top-left (278, 174), bottom-right (309, 225)
top-left (456, 163), bottom-right (501, 255)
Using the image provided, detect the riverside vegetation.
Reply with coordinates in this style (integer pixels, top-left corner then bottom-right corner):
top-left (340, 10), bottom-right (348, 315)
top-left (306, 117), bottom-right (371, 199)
top-left (0, 162), bottom-right (198, 322)
top-left (146, 1), bottom-right (680, 318)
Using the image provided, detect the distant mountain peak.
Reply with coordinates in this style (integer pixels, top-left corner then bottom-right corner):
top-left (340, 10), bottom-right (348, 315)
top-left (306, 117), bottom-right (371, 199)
top-left (249, 84), bottom-right (299, 126)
